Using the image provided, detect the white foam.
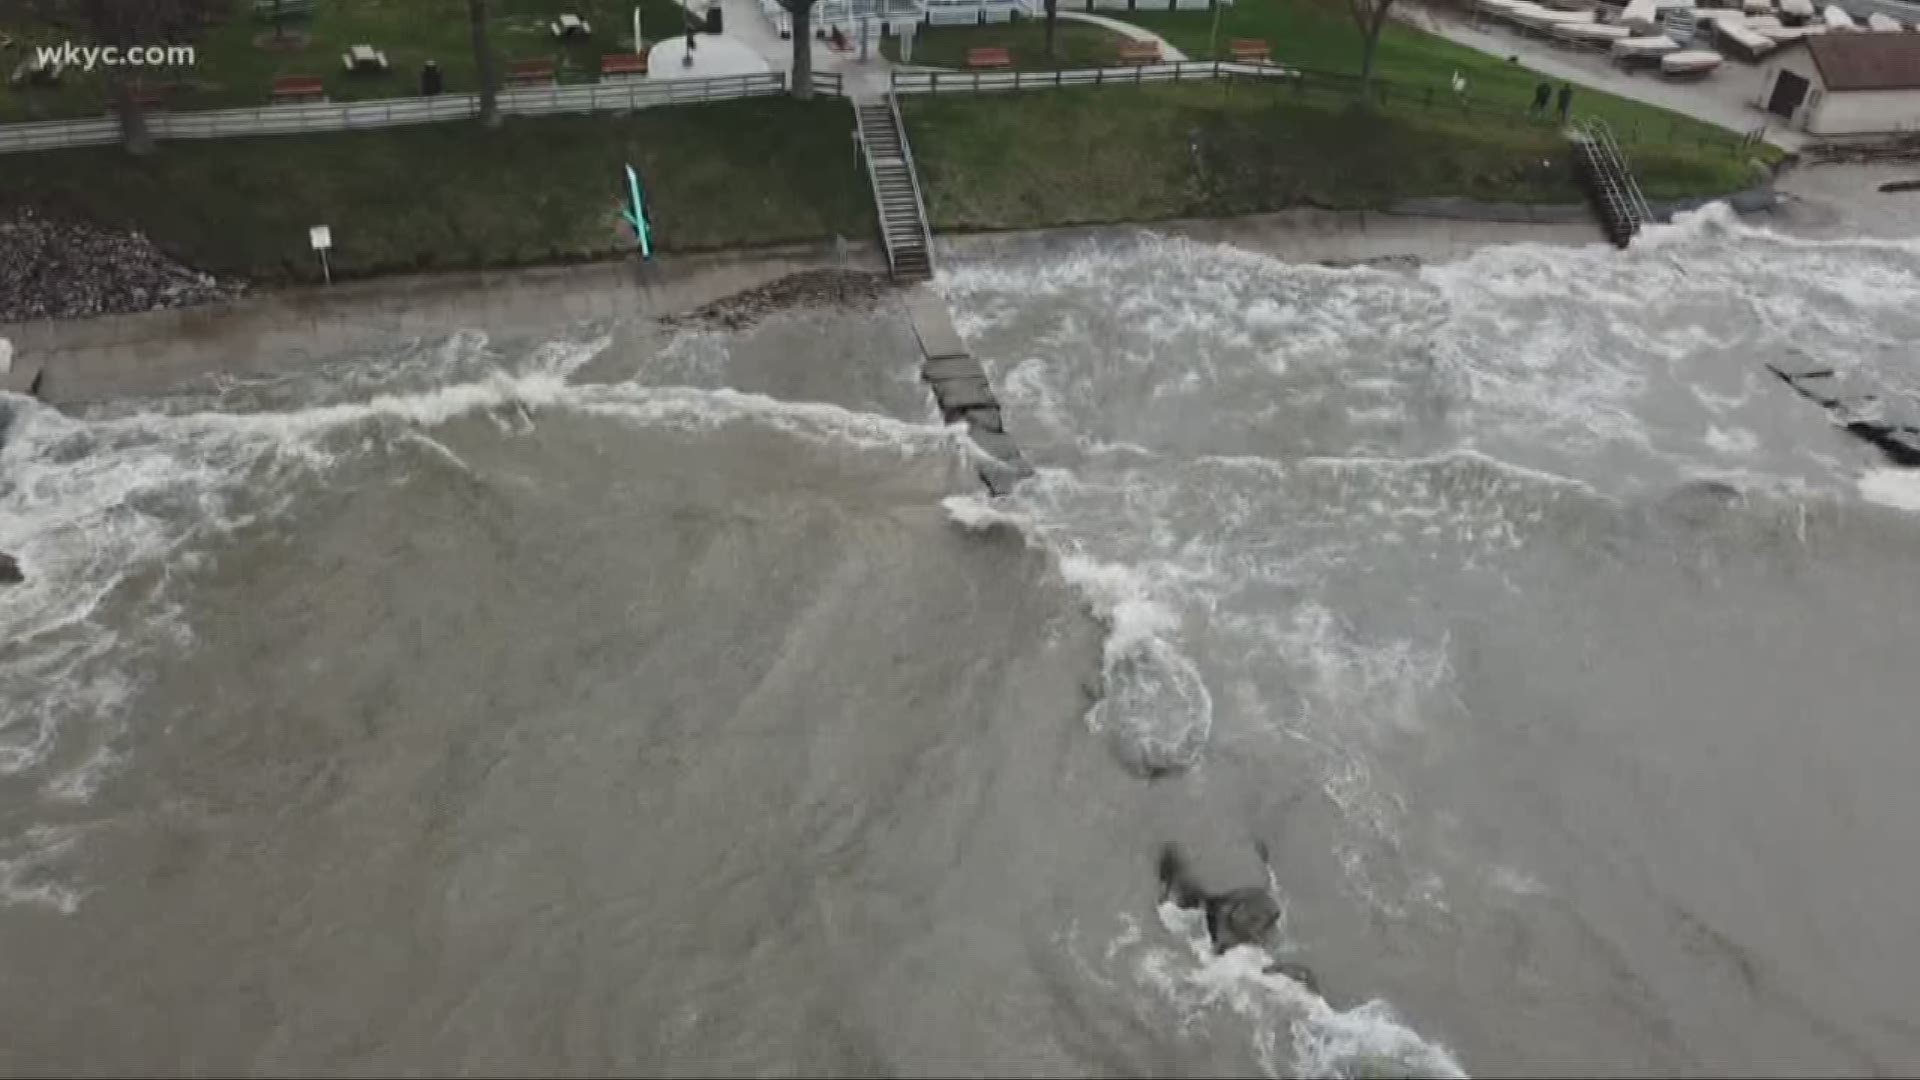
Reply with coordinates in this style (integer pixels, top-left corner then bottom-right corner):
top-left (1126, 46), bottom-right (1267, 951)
top-left (2, 337), bottom-right (968, 916)
top-left (1858, 468), bottom-right (1920, 512)
top-left (1132, 900), bottom-right (1468, 1078)
top-left (0, 826), bottom-right (85, 914)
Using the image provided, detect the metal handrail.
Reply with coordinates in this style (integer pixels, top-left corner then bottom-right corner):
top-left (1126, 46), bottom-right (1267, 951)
top-left (853, 102), bottom-right (903, 275)
top-left (888, 91), bottom-right (935, 273)
top-left (1580, 116), bottom-right (1653, 226)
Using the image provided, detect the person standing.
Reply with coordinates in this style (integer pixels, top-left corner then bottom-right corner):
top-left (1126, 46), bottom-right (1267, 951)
top-left (1530, 81), bottom-right (1552, 118)
top-left (1556, 82), bottom-right (1574, 122)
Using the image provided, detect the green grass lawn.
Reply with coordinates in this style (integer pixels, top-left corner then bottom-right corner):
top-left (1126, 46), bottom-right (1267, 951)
top-left (0, 97), bottom-right (872, 283)
top-left (880, 18), bottom-right (1135, 68)
top-left (0, 0), bottom-right (698, 120)
top-left (1120, 0), bottom-right (1771, 156)
top-left (903, 81), bottom-right (1755, 231)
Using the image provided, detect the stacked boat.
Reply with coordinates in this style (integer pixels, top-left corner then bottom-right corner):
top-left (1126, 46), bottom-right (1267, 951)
top-left (1716, 12), bottom-right (1782, 57)
top-left (1868, 11), bottom-right (1905, 30)
top-left (1611, 32), bottom-right (1684, 59)
top-left (1554, 20), bottom-right (1634, 42)
top-left (1661, 48), bottom-right (1725, 75)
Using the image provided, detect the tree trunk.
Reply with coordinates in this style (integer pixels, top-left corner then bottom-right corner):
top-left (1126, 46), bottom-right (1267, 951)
top-left (1357, 2), bottom-right (1392, 93)
top-left (789, 1), bottom-right (814, 100)
top-left (468, 0), bottom-right (501, 128)
top-left (109, 73), bottom-right (154, 156)
top-left (1045, 0), bottom-right (1058, 61)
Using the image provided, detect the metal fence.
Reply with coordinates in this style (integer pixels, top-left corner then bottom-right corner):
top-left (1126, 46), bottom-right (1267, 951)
top-left (892, 62), bottom-right (1757, 156)
top-left (0, 72), bottom-right (792, 155)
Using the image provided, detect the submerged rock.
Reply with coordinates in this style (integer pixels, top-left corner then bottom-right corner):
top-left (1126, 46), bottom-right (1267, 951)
top-left (0, 552), bottom-right (21, 584)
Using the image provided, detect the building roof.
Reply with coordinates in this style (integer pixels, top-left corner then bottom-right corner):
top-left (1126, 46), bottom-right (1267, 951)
top-left (1807, 33), bottom-right (1920, 92)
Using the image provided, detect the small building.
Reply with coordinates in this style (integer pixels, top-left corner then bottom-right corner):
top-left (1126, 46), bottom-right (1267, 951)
top-left (1758, 33), bottom-right (1920, 135)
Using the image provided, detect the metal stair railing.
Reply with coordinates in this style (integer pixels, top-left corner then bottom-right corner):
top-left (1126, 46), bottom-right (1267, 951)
top-left (887, 92), bottom-right (936, 276)
top-left (855, 103), bottom-right (904, 276)
top-left (1576, 117), bottom-right (1653, 234)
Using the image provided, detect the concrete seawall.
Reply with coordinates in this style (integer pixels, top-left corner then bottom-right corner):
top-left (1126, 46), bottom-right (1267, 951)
top-left (3, 196), bottom-right (1803, 407)
top-left (4, 241), bottom-right (886, 406)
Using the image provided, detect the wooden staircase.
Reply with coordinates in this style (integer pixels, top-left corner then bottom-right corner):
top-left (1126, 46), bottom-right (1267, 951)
top-left (1571, 119), bottom-right (1653, 249)
top-left (856, 96), bottom-right (934, 281)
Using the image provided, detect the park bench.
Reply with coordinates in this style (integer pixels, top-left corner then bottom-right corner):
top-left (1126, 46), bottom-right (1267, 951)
top-left (507, 58), bottom-right (557, 86)
top-left (254, 0), bottom-right (319, 18)
top-left (1117, 41), bottom-right (1162, 64)
top-left (270, 74), bottom-right (326, 103)
top-left (127, 81), bottom-right (170, 110)
top-left (600, 52), bottom-right (648, 78)
top-left (966, 46), bottom-right (1012, 69)
top-left (1228, 37), bottom-right (1272, 62)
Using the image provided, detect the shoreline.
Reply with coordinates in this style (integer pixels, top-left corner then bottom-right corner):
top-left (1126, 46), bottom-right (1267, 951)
top-left (1, 182), bottom-right (1881, 407)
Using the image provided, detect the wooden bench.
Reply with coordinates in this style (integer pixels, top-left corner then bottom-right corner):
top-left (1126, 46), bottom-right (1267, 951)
top-left (965, 46), bottom-right (1012, 69)
top-left (254, 0), bottom-right (318, 18)
top-left (600, 52), bottom-right (648, 78)
top-left (271, 74), bottom-right (326, 103)
top-left (506, 58), bottom-right (557, 86)
top-left (1117, 41), bottom-right (1162, 64)
top-left (127, 82), bottom-right (170, 110)
top-left (1228, 37), bottom-right (1272, 62)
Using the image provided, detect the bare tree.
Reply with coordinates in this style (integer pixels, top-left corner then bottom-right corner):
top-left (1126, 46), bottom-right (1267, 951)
top-left (66, 0), bottom-right (215, 155)
top-left (779, 0), bottom-right (820, 99)
top-left (1348, 0), bottom-right (1397, 92)
top-left (1044, 0), bottom-right (1058, 61)
top-left (468, 0), bottom-right (501, 128)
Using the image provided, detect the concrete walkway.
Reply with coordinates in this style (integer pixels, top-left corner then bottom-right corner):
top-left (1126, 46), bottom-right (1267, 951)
top-left (648, 33), bottom-right (775, 79)
top-left (1398, 8), bottom-right (1804, 151)
top-left (1055, 11), bottom-right (1190, 61)
top-left (686, 0), bottom-right (900, 95)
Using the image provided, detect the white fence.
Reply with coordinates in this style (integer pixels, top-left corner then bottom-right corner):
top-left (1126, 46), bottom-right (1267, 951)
top-left (892, 60), bottom-right (1296, 94)
top-left (0, 72), bottom-right (787, 155)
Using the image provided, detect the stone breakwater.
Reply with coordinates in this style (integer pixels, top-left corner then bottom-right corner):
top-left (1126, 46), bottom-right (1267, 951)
top-left (0, 208), bottom-right (245, 323)
top-left (662, 268), bottom-right (897, 332)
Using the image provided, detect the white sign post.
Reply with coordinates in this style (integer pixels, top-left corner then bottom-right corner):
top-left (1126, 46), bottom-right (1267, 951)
top-left (309, 225), bottom-right (333, 285)
top-left (634, 5), bottom-right (643, 50)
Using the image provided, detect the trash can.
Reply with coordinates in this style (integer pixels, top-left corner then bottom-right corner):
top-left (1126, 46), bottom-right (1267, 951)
top-left (705, 2), bottom-right (723, 33)
top-left (420, 59), bottom-right (443, 96)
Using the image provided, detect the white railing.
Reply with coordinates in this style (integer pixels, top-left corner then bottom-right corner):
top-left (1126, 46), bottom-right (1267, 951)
top-left (0, 72), bottom-right (786, 155)
top-left (892, 60), bottom-right (1298, 94)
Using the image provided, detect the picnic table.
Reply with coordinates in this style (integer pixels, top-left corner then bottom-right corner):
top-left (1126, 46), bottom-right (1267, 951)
top-left (600, 52), bottom-right (648, 78)
top-left (1228, 37), bottom-right (1272, 62)
top-left (341, 44), bottom-right (389, 73)
top-left (271, 74), bottom-right (326, 103)
top-left (1117, 41), bottom-right (1162, 64)
top-left (507, 58), bottom-right (557, 86)
top-left (966, 46), bottom-right (1012, 69)
top-left (552, 13), bottom-right (593, 38)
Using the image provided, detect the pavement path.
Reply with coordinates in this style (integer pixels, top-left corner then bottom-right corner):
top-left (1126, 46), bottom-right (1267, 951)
top-left (677, 0), bottom-right (900, 94)
top-left (1398, 8), bottom-right (1804, 151)
top-left (1054, 10), bottom-right (1190, 60)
